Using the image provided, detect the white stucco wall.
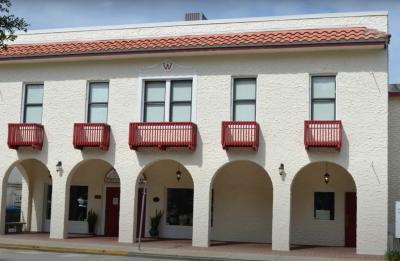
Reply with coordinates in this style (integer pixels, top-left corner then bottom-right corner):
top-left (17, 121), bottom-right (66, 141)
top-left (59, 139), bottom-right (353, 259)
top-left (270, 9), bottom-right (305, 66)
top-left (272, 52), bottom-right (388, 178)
top-left (0, 12), bottom-right (389, 255)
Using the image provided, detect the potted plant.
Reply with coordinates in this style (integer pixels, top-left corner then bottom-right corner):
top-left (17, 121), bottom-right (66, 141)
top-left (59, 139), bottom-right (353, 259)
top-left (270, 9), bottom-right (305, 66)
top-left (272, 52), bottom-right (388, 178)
top-left (149, 209), bottom-right (163, 238)
top-left (87, 209), bottom-right (98, 234)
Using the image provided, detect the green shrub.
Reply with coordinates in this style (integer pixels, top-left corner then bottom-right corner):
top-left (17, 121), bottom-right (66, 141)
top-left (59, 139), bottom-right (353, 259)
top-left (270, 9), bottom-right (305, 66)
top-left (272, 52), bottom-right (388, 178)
top-left (386, 250), bottom-right (400, 261)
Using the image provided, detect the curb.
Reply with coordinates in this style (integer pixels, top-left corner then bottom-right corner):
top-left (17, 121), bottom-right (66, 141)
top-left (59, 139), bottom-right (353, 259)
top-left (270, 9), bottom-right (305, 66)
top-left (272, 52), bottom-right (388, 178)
top-left (128, 251), bottom-right (263, 261)
top-left (0, 243), bottom-right (129, 256)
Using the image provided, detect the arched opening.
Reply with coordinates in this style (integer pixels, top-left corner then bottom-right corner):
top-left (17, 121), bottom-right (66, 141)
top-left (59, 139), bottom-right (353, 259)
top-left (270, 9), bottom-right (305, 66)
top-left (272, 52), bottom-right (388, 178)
top-left (136, 159), bottom-right (194, 241)
top-left (66, 159), bottom-right (120, 237)
top-left (210, 160), bottom-right (273, 244)
top-left (2, 159), bottom-right (51, 234)
top-left (290, 161), bottom-right (356, 248)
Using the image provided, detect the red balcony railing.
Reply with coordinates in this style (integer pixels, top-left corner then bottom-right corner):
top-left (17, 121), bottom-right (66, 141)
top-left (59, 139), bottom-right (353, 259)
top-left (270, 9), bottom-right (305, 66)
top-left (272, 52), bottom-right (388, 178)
top-left (8, 123), bottom-right (44, 150)
top-left (221, 121), bottom-right (259, 151)
top-left (129, 122), bottom-right (197, 150)
top-left (304, 120), bottom-right (342, 150)
top-left (73, 123), bottom-right (110, 151)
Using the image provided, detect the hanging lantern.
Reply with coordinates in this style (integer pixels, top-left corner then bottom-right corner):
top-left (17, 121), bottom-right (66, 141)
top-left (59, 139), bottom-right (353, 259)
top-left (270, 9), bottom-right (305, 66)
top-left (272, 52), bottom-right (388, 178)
top-left (176, 169), bottom-right (182, 181)
top-left (324, 172), bottom-right (330, 184)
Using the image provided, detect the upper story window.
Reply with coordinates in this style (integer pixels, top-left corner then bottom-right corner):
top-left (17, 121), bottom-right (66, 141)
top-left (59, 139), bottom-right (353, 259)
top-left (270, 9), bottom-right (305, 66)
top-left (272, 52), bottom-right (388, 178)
top-left (143, 79), bottom-right (193, 122)
top-left (233, 78), bottom-right (256, 121)
top-left (87, 82), bottom-right (109, 123)
top-left (311, 76), bottom-right (336, 120)
top-left (23, 83), bottom-right (44, 123)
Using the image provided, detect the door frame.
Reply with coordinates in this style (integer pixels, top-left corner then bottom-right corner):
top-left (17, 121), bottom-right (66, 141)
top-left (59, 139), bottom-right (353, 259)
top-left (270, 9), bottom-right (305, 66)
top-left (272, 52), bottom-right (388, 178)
top-left (345, 191), bottom-right (357, 248)
top-left (102, 183), bottom-right (120, 236)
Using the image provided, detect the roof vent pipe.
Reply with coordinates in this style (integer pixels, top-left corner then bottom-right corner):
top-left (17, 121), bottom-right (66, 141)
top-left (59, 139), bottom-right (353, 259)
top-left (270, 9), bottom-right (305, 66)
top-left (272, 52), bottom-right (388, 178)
top-left (184, 12), bottom-right (208, 21)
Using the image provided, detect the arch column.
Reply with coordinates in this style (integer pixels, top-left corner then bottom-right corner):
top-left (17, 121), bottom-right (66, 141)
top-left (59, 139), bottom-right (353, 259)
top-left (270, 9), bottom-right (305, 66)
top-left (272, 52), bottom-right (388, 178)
top-left (272, 182), bottom-right (291, 251)
top-left (118, 167), bottom-right (140, 243)
top-left (49, 172), bottom-right (69, 239)
top-left (192, 167), bottom-right (211, 247)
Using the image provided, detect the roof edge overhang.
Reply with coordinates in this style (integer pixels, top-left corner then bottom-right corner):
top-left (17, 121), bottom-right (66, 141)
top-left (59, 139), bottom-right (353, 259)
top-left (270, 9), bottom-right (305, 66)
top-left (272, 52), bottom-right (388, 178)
top-left (0, 40), bottom-right (388, 63)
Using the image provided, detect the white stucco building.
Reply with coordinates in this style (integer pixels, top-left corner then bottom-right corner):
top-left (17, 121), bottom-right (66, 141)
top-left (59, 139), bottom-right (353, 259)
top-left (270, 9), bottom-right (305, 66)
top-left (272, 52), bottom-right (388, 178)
top-left (0, 11), bottom-right (392, 255)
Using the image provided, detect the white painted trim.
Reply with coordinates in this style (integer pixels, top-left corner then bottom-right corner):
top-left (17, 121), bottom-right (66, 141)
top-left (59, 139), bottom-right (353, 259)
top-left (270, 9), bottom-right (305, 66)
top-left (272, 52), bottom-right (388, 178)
top-left (138, 75), bottom-right (197, 123)
top-left (20, 11), bottom-right (388, 35)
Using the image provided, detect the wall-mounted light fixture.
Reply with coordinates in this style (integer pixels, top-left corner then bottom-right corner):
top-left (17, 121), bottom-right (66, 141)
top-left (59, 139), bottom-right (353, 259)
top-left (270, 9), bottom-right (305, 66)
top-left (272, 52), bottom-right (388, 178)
top-left (56, 161), bottom-right (63, 175)
top-left (279, 163), bottom-right (285, 176)
top-left (176, 169), bottom-right (182, 181)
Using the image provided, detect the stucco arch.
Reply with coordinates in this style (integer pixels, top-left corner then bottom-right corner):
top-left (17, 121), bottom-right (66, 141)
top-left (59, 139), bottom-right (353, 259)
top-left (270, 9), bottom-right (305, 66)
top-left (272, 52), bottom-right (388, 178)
top-left (210, 160), bottom-right (273, 243)
top-left (66, 158), bottom-right (115, 187)
top-left (290, 161), bottom-right (357, 248)
top-left (0, 158), bottom-right (51, 235)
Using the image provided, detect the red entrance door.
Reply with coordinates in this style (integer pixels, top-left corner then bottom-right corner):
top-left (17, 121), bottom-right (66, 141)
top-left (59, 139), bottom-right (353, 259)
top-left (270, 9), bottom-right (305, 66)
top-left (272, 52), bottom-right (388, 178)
top-left (345, 192), bottom-right (357, 247)
top-left (136, 188), bottom-right (146, 238)
top-left (105, 187), bottom-right (120, 237)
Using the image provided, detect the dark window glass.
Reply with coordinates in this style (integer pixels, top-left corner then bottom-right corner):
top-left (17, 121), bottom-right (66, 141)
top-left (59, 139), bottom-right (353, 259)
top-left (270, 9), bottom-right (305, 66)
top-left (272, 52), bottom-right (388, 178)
top-left (166, 188), bottom-right (193, 226)
top-left (233, 78), bottom-right (256, 121)
top-left (23, 84), bottom-right (44, 123)
top-left (314, 192), bottom-right (335, 220)
top-left (88, 82), bottom-right (109, 123)
top-left (69, 186), bottom-right (88, 221)
top-left (311, 76), bottom-right (336, 120)
top-left (46, 185), bottom-right (52, 220)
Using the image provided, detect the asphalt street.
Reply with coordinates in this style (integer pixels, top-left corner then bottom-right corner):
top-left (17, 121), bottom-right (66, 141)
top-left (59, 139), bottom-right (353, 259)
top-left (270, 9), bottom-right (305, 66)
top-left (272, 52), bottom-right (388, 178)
top-left (0, 248), bottom-right (189, 261)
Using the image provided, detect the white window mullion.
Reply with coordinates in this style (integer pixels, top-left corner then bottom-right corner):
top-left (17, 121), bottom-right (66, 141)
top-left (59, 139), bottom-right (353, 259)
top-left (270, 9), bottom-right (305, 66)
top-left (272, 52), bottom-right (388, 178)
top-left (165, 80), bottom-right (171, 122)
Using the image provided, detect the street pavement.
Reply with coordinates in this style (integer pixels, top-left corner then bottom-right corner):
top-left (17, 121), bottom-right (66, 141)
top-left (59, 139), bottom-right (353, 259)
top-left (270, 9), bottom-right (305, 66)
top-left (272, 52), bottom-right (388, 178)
top-left (0, 248), bottom-right (188, 261)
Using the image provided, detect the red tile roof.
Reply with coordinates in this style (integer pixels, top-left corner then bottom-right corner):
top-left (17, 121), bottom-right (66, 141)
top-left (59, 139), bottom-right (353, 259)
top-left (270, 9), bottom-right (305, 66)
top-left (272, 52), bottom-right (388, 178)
top-left (0, 27), bottom-right (389, 60)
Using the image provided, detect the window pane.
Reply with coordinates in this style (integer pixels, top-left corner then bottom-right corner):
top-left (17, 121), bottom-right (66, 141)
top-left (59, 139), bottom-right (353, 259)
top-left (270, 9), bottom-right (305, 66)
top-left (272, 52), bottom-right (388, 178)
top-left (312, 102), bottom-right (335, 120)
top-left (26, 84), bottom-right (43, 104)
top-left (234, 79), bottom-right (256, 100)
top-left (89, 104), bottom-right (108, 123)
top-left (313, 77), bottom-right (335, 99)
top-left (25, 106), bottom-right (43, 123)
top-left (166, 188), bottom-right (193, 226)
top-left (171, 80), bottom-right (192, 101)
top-left (171, 104), bottom-right (191, 121)
top-left (145, 81), bottom-right (166, 102)
top-left (90, 82), bottom-right (109, 103)
top-left (69, 186), bottom-right (88, 221)
top-left (314, 192), bottom-right (335, 220)
top-left (234, 103), bottom-right (255, 121)
top-left (145, 104), bottom-right (164, 122)
top-left (46, 185), bottom-right (52, 220)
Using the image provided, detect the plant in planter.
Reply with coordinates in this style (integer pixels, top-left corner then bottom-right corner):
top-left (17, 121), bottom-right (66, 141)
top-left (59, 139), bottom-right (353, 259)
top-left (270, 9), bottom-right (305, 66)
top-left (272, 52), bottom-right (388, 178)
top-left (87, 209), bottom-right (98, 234)
top-left (149, 209), bottom-right (163, 238)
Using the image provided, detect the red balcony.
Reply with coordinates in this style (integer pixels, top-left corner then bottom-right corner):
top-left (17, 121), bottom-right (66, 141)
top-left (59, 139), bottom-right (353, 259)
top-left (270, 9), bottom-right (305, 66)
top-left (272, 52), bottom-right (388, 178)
top-left (129, 122), bottom-right (197, 150)
top-left (8, 123), bottom-right (44, 150)
top-left (304, 120), bottom-right (342, 150)
top-left (221, 121), bottom-right (259, 151)
top-left (73, 123), bottom-right (110, 151)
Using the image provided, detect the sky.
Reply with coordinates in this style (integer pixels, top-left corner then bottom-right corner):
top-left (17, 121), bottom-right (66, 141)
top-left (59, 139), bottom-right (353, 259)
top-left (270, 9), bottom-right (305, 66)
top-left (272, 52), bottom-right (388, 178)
top-left (8, 0), bottom-right (400, 83)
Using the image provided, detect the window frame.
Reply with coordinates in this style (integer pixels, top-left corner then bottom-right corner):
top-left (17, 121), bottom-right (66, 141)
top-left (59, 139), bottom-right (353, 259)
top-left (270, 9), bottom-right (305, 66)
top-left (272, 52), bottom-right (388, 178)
top-left (310, 75), bottom-right (336, 120)
top-left (68, 185), bottom-right (88, 222)
top-left (22, 83), bottom-right (44, 124)
top-left (169, 80), bottom-right (192, 122)
top-left (143, 80), bottom-right (166, 122)
top-left (231, 77), bottom-right (257, 121)
top-left (138, 76), bottom-right (196, 122)
top-left (314, 191), bottom-right (335, 221)
top-left (86, 81), bottom-right (109, 123)
top-left (164, 187), bottom-right (194, 227)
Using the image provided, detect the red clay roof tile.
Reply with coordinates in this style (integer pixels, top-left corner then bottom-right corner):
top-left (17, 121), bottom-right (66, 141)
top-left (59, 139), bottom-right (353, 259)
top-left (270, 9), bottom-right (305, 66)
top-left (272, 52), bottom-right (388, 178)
top-left (0, 27), bottom-right (389, 60)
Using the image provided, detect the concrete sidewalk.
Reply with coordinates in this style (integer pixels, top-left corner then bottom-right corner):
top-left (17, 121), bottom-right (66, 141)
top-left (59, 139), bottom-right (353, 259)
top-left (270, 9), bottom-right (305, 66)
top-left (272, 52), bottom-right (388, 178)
top-left (0, 234), bottom-right (384, 261)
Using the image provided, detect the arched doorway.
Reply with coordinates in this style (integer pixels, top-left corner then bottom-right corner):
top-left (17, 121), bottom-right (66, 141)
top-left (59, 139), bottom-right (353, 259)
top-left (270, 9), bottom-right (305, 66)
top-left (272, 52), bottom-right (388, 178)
top-left (211, 160), bottom-right (273, 243)
top-left (291, 161), bottom-right (356, 248)
top-left (136, 159), bottom-right (194, 240)
top-left (1, 159), bottom-right (51, 234)
top-left (66, 159), bottom-right (120, 237)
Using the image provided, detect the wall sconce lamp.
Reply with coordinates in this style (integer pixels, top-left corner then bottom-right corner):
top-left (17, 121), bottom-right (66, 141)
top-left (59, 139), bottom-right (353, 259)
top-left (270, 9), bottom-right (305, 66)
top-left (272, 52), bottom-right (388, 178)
top-left (279, 163), bottom-right (285, 176)
top-left (56, 161), bottom-right (63, 175)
